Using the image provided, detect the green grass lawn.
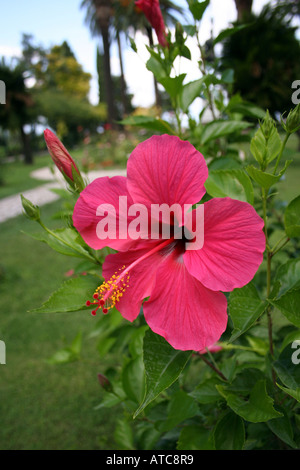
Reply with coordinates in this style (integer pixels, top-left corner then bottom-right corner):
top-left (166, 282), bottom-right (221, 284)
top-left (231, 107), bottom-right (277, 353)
top-left (0, 154), bottom-right (54, 199)
top-left (0, 201), bottom-right (119, 450)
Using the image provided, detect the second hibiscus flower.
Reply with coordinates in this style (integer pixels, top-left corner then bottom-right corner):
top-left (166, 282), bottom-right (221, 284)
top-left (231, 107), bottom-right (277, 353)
top-left (73, 135), bottom-right (265, 351)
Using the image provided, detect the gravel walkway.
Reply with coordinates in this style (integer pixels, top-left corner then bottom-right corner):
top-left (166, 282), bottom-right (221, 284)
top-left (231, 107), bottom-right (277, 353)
top-left (0, 167), bottom-right (127, 223)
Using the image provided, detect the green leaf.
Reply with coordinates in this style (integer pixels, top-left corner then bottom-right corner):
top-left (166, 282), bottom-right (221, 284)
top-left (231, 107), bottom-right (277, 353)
top-left (204, 169), bottom-right (254, 204)
top-left (250, 127), bottom-right (281, 165)
top-left (114, 418), bottom-right (135, 450)
top-left (216, 380), bottom-right (283, 423)
top-left (30, 275), bottom-right (99, 313)
top-left (180, 78), bottom-right (205, 113)
top-left (158, 74), bottom-right (186, 100)
top-left (159, 390), bottom-right (199, 432)
top-left (146, 55), bottom-right (166, 80)
top-left (47, 331), bottom-right (82, 364)
top-left (122, 356), bottom-right (145, 404)
top-left (273, 258), bottom-right (300, 299)
top-left (129, 36), bottom-right (137, 53)
top-left (213, 411), bottom-right (245, 450)
top-left (228, 283), bottom-right (267, 342)
top-left (267, 407), bottom-right (298, 449)
top-left (133, 330), bottom-right (192, 418)
top-left (201, 120), bottom-right (251, 145)
top-left (226, 100), bottom-right (266, 120)
top-left (246, 336), bottom-right (269, 356)
top-left (129, 325), bottom-right (149, 359)
top-left (23, 227), bottom-right (94, 261)
top-left (221, 68), bottom-right (234, 84)
top-left (208, 156), bottom-right (242, 171)
top-left (273, 345), bottom-right (300, 390)
top-left (269, 288), bottom-right (300, 327)
top-left (213, 24), bottom-right (250, 45)
top-left (97, 337), bottom-right (116, 358)
top-left (119, 115), bottom-right (175, 135)
top-left (284, 195), bottom-right (300, 238)
top-left (276, 383), bottom-right (300, 403)
top-left (189, 376), bottom-right (222, 404)
top-left (280, 329), bottom-right (300, 352)
top-left (187, 0), bottom-right (210, 21)
top-left (246, 160), bottom-right (292, 189)
top-left (135, 423), bottom-right (161, 450)
top-left (177, 426), bottom-right (214, 450)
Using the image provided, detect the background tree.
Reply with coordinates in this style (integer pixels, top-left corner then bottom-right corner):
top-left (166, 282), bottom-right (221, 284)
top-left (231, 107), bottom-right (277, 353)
top-left (0, 58), bottom-right (35, 164)
top-left (234, 0), bottom-right (253, 21)
top-left (21, 36), bottom-right (106, 146)
top-left (96, 47), bottom-right (133, 119)
top-left (115, 0), bottom-right (185, 108)
top-left (81, 0), bottom-right (117, 127)
top-left (220, 3), bottom-right (300, 117)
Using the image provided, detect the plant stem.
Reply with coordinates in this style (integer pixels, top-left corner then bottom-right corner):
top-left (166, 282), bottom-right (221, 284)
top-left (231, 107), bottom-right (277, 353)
top-left (271, 237), bottom-right (290, 257)
top-left (195, 22), bottom-right (217, 121)
top-left (270, 234), bottom-right (288, 254)
top-left (199, 353), bottom-right (228, 382)
top-left (261, 188), bottom-right (274, 360)
top-left (273, 132), bottom-right (291, 175)
top-left (38, 220), bottom-right (99, 264)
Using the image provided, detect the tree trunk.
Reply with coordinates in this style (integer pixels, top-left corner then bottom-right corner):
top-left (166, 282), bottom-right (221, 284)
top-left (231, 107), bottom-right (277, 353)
top-left (146, 26), bottom-right (162, 108)
top-left (234, 0), bottom-right (253, 21)
top-left (20, 125), bottom-right (33, 164)
top-left (101, 25), bottom-right (117, 127)
top-left (116, 31), bottom-right (128, 117)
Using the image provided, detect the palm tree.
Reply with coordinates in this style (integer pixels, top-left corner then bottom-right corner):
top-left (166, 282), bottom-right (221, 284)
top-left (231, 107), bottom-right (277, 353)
top-left (81, 0), bottom-right (117, 126)
top-left (234, 0), bottom-right (253, 21)
top-left (82, 0), bottom-right (185, 114)
top-left (114, 0), bottom-right (185, 107)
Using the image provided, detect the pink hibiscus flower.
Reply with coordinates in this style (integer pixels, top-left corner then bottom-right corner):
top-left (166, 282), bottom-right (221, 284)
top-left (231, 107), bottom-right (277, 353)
top-left (73, 135), bottom-right (265, 351)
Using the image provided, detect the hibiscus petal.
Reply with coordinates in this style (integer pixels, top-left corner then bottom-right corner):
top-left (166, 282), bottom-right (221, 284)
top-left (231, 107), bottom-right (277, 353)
top-left (143, 254), bottom-right (228, 351)
top-left (102, 241), bottom-right (164, 322)
top-left (127, 135), bottom-right (208, 224)
top-left (73, 176), bottom-right (136, 251)
top-left (183, 198), bottom-right (265, 292)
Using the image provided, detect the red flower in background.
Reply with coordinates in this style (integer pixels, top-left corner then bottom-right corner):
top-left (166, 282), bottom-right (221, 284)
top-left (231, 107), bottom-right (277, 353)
top-left (135, 0), bottom-right (168, 47)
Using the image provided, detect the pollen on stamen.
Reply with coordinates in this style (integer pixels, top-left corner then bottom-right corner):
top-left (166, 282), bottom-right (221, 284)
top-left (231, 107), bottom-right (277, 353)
top-left (86, 265), bottom-right (130, 317)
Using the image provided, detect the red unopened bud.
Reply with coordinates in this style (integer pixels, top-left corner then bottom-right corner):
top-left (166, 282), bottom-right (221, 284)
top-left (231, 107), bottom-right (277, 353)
top-left (135, 0), bottom-right (169, 48)
top-left (97, 373), bottom-right (113, 392)
top-left (44, 129), bottom-right (79, 180)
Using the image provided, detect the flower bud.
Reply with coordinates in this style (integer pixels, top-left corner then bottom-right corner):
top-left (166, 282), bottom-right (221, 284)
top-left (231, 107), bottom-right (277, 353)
top-left (44, 129), bottom-right (85, 191)
top-left (260, 110), bottom-right (275, 140)
top-left (135, 0), bottom-right (169, 48)
top-left (175, 22), bottom-right (184, 46)
top-left (97, 373), bottom-right (113, 393)
top-left (21, 194), bottom-right (40, 221)
top-left (284, 104), bottom-right (300, 134)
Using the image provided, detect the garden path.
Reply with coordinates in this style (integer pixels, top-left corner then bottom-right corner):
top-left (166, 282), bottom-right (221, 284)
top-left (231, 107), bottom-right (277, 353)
top-left (0, 167), bottom-right (126, 223)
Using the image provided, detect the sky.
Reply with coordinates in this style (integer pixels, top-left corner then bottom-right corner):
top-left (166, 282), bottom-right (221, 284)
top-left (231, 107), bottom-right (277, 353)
top-left (0, 0), bottom-right (276, 108)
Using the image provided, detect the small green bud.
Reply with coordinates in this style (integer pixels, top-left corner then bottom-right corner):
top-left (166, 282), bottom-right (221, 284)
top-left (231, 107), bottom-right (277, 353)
top-left (21, 194), bottom-right (41, 221)
top-left (260, 110), bottom-right (275, 140)
top-left (175, 22), bottom-right (185, 46)
top-left (284, 104), bottom-right (300, 134)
